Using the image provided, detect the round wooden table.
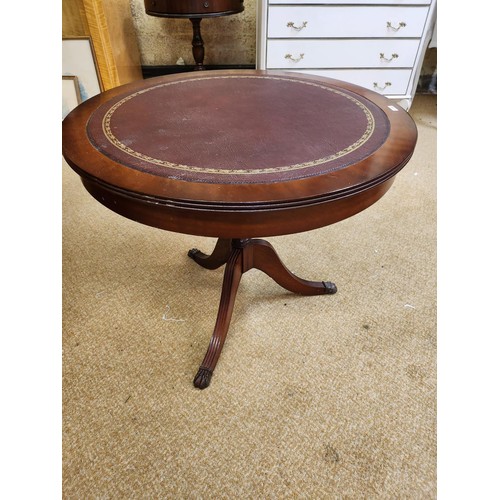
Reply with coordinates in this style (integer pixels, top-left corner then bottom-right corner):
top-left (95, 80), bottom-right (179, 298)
top-left (62, 70), bottom-right (417, 389)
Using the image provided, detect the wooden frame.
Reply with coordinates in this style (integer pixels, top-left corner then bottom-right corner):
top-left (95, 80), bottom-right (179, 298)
top-left (62, 76), bottom-right (82, 119)
top-left (62, 36), bottom-right (103, 100)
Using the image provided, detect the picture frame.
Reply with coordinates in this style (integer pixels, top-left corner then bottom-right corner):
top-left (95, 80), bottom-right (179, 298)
top-left (62, 36), bottom-right (103, 102)
top-left (62, 76), bottom-right (82, 119)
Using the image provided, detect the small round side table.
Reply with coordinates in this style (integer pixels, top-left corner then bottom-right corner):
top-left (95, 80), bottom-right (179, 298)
top-left (144, 0), bottom-right (245, 70)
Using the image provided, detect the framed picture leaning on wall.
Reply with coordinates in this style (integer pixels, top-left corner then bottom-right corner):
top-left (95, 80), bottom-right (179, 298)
top-left (62, 75), bottom-right (82, 119)
top-left (62, 37), bottom-right (103, 102)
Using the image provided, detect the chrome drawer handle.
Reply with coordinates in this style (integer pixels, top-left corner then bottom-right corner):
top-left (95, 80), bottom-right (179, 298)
top-left (285, 53), bottom-right (305, 63)
top-left (380, 53), bottom-right (399, 62)
top-left (387, 21), bottom-right (406, 31)
top-left (373, 82), bottom-right (392, 91)
top-left (287, 21), bottom-right (308, 31)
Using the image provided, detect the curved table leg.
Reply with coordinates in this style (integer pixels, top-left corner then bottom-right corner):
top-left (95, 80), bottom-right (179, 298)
top-left (188, 238), bottom-right (232, 270)
top-left (249, 239), bottom-right (337, 295)
top-left (192, 238), bottom-right (336, 389)
top-left (193, 245), bottom-right (243, 389)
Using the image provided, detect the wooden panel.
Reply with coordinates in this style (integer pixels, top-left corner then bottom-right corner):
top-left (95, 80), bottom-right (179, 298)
top-left (62, 0), bottom-right (90, 37)
top-left (82, 0), bottom-right (120, 90)
top-left (101, 0), bottom-right (143, 86)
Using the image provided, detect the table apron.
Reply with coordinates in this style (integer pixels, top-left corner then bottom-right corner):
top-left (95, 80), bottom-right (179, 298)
top-left (81, 176), bottom-right (395, 238)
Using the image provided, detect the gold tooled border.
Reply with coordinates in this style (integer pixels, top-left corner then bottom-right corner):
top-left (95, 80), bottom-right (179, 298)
top-left (100, 75), bottom-right (375, 175)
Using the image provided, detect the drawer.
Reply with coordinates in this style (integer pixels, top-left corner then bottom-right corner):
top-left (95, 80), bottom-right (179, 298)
top-left (285, 69), bottom-right (412, 96)
top-left (268, 6), bottom-right (429, 39)
top-left (269, 0), bottom-right (431, 4)
top-left (266, 39), bottom-right (420, 69)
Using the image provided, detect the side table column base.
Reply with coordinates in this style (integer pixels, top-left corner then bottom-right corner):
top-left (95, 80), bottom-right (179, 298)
top-left (190, 18), bottom-right (205, 70)
top-left (189, 238), bottom-right (337, 389)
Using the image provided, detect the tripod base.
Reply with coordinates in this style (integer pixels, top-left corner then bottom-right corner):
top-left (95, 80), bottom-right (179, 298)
top-left (188, 238), bottom-right (336, 389)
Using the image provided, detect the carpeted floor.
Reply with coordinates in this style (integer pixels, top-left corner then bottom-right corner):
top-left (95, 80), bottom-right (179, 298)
top-left (62, 94), bottom-right (436, 498)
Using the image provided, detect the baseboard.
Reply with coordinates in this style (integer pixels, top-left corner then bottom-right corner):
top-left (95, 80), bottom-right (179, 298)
top-left (142, 64), bottom-right (255, 78)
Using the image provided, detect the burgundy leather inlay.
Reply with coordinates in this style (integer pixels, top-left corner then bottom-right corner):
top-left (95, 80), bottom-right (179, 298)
top-left (86, 75), bottom-right (390, 184)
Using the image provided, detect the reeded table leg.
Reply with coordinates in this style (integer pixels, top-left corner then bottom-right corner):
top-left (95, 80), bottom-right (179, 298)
top-left (193, 243), bottom-right (244, 389)
top-left (190, 238), bottom-right (336, 389)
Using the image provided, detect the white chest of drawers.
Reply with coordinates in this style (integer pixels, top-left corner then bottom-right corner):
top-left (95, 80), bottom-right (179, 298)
top-left (256, 0), bottom-right (437, 109)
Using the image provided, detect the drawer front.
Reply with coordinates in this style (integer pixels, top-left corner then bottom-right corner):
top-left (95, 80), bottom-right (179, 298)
top-left (268, 6), bottom-right (429, 39)
top-left (266, 39), bottom-right (420, 69)
top-left (285, 69), bottom-right (412, 96)
top-left (269, 0), bottom-right (431, 5)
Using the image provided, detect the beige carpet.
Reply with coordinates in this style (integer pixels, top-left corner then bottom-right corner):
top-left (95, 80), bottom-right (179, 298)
top-left (62, 94), bottom-right (436, 498)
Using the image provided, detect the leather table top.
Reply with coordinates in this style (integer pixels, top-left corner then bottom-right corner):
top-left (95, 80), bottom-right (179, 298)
top-left (86, 74), bottom-right (390, 185)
